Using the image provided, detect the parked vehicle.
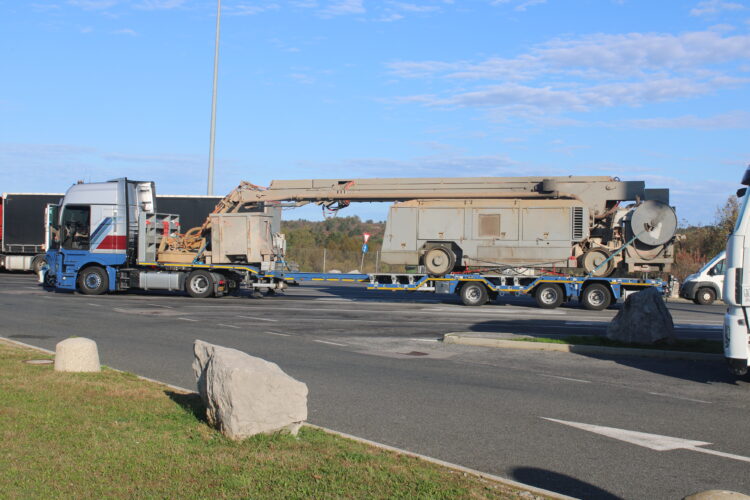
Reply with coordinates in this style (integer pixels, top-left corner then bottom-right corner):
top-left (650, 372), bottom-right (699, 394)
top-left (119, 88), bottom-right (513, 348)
top-left (680, 251), bottom-right (726, 305)
top-left (723, 165), bottom-right (750, 375)
top-left (1, 193), bottom-right (63, 272)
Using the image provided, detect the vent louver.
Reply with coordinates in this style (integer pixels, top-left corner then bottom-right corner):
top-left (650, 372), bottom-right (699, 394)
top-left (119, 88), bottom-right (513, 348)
top-left (572, 207), bottom-right (585, 241)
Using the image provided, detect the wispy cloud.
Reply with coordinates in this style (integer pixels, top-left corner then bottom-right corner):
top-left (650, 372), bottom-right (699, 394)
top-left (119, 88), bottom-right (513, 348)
top-left (111, 28), bottom-right (138, 36)
top-left (620, 111), bottom-right (750, 129)
top-left (225, 3), bottom-right (281, 16)
top-left (491, 0), bottom-right (548, 11)
top-left (388, 30), bottom-right (750, 120)
top-left (135, 0), bottom-right (185, 9)
top-left (690, 0), bottom-right (745, 17)
top-left (67, 0), bottom-right (118, 10)
top-left (320, 0), bottom-right (365, 17)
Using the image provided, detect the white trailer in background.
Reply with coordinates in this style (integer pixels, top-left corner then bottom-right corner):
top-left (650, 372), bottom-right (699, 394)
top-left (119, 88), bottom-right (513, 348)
top-left (723, 166), bottom-right (750, 375)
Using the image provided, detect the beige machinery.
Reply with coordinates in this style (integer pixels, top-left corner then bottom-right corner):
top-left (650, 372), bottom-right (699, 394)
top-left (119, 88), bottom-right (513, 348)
top-left (164, 176), bottom-right (676, 276)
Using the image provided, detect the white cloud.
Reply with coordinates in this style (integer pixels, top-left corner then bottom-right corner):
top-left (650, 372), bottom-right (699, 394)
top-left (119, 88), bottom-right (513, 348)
top-left (112, 28), bottom-right (138, 36)
top-left (67, 0), bottom-right (118, 10)
top-left (491, 0), bottom-right (547, 11)
top-left (690, 0), bottom-right (745, 17)
top-left (226, 3), bottom-right (281, 15)
top-left (619, 111), bottom-right (750, 129)
top-left (320, 0), bottom-right (365, 17)
top-left (388, 30), bottom-right (750, 118)
top-left (135, 0), bottom-right (185, 9)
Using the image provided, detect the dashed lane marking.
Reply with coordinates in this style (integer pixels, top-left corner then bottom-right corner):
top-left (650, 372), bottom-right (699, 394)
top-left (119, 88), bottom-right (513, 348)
top-left (411, 338), bottom-right (440, 342)
top-left (237, 315), bottom-right (279, 322)
top-left (265, 331), bottom-right (292, 337)
top-left (217, 324), bottom-right (241, 329)
top-left (313, 339), bottom-right (348, 347)
top-left (178, 317), bottom-right (198, 322)
top-left (647, 392), bottom-right (712, 404)
top-left (87, 303), bottom-right (102, 307)
top-left (541, 374), bottom-right (591, 384)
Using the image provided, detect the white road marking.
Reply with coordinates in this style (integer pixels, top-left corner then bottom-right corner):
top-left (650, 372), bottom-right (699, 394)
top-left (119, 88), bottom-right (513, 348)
top-left (148, 304), bottom-right (174, 309)
top-left (647, 392), bottom-right (712, 404)
top-left (411, 338), bottom-right (440, 342)
top-left (314, 339), bottom-right (348, 347)
top-left (87, 303), bottom-right (102, 307)
top-left (178, 317), bottom-right (198, 322)
top-left (265, 331), bottom-right (292, 337)
top-left (217, 323), bottom-right (241, 329)
top-left (237, 315), bottom-right (278, 322)
top-left (543, 418), bottom-right (750, 463)
top-left (541, 374), bottom-right (591, 384)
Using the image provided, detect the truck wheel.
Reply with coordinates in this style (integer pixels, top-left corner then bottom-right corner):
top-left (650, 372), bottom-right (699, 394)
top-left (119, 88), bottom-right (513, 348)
top-left (186, 270), bottom-right (214, 298)
top-left (78, 266), bottom-right (109, 295)
top-left (423, 247), bottom-right (455, 276)
top-left (581, 283), bottom-right (612, 311)
top-left (460, 282), bottom-right (488, 306)
top-left (535, 283), bottom-right (564, 309)
top-left (694, 287), bottom-right (716, 305)
top-left (31, 255), bottom-right (46, 275)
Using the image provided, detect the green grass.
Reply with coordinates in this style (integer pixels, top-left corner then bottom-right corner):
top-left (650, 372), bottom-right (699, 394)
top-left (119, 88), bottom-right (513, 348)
top-left (0, 341), bottom-right (531, 499)
top-left (508, 335), bottom-right (723, 354)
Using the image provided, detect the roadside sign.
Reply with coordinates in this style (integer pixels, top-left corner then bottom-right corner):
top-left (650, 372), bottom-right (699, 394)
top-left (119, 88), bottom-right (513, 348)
top-left (362, 243), bottom-right (369, 254)
top-left (363, 232), bottom-right (371, 244)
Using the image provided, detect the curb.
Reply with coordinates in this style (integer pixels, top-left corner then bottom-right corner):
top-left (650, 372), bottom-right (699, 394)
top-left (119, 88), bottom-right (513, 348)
top-left (444, 333), bottom-right (723, 361)
top-left (1, 336), bottom-right (574, 500)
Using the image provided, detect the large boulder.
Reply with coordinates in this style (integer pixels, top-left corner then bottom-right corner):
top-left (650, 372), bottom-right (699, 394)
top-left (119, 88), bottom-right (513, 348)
top-left (193, 340), bottom-right (308, 439)
top-left (606, 287), bottom-right (676, 345)
top-left (54, 337), bottom-right (101, 372)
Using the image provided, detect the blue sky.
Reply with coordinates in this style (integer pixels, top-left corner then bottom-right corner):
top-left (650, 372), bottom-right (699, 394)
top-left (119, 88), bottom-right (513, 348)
top-left (1, 0), bottom-right (749, 224)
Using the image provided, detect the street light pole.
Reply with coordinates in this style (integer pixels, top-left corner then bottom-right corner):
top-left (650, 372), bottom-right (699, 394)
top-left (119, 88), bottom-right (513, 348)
top-left (207, 0), bottom-right (222, 195)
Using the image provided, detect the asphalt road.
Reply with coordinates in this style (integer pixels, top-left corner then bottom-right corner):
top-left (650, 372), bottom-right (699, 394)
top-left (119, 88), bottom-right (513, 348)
top-left (2, 273), bottom-right (747, 500)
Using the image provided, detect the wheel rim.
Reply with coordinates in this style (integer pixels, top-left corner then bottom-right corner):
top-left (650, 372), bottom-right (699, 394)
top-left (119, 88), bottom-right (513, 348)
top-left (588, 289), bottom-right (606, 307)
top-left (540, 288), bottom-right (558, 305)
top-left (84, 272), bottom-right (101, 289)
top-left (190, 276), bottom-right (210, 294)
top-left (702, 291), bottom-right (712, 302)
top-left (466, 286), bottom-right (481, 302)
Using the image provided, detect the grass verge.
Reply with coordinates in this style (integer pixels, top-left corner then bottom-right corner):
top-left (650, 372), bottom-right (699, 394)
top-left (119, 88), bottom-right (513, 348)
top-left (0, 341), bottom-right (534, 499)
top-left (508, 335), bottom-right (722, 354)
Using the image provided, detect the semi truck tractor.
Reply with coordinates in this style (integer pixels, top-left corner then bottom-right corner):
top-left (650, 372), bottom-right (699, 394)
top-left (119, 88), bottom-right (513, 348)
top-left (0, 191), bottom-right (221, 272)
top-left (723, 166), bottom-right (750, 375)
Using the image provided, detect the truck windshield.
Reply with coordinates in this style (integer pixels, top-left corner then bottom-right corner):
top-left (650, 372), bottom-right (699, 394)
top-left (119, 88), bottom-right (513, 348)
top-left (47, 204), bottom-right (60, 250)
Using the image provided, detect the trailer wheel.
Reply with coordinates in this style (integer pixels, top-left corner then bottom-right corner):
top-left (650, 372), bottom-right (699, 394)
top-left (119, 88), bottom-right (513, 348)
top-left (423, 247), bottom-right (455, 276)
top-left (534, 283), bottom-right (564, 309)
top-left (694, 287), bottom-right (716, 306)
top-left (186, 270), bottom-right (214, 298)
top-left (31, 255), bottom-right (46, 275)
top-left (581, 283), bottom-right (612, 311)
top-left (77, 266), bottom-right (109, 295)
top-left (460, 282), bottom-right (489, 306)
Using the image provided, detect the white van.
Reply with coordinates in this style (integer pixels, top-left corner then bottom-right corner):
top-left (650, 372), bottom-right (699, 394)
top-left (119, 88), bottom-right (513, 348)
top-left (680, 251), bottom-right (726, 305)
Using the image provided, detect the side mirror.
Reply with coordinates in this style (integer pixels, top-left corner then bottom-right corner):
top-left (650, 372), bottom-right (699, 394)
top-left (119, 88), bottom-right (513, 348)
top-left (742, 165), bottom-right (750, 186)
top-left (738, 187), bottom-right (747, 198)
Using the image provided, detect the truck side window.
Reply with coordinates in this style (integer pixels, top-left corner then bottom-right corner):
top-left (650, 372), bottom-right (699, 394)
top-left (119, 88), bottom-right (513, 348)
top-left (61, 206), bottom-right (91, 250)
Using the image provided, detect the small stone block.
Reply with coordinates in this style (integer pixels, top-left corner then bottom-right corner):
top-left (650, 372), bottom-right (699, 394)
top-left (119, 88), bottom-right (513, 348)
top-left (54, 337), bottom-right (101, 372)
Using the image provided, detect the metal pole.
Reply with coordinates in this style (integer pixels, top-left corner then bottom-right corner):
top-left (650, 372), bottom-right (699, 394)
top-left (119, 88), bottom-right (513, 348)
top-left (375, 250), bottom-right (380, 273)
top-left (360, 251), bottom-right (365, 272)
top-left (207, 0), bottom-right (221, 195)
top-left (323, 248), bottom-right (327, 273)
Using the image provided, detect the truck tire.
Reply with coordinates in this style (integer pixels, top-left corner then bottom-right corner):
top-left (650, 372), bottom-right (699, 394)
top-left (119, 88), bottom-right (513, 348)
top-left (423, 247), bottom-right (455, 277)
top-left (78, 266), bottom-right (109, 295)
top-left (581, 283), bottom-right (612, 311)
top-left (534, 283), bottom-right (564, 309)
top-left (460, 282), bottom-right (489, 306)
top-left (694, 287), bottom-right (716, 305)
top-left (186, 270), bottom-right (214, 298)
top-left (31, 255), bottom-right (46, 275)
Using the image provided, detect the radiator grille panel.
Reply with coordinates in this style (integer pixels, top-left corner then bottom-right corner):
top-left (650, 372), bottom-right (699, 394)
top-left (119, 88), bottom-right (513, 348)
top-left (572, 207), bottom-right (585, 241)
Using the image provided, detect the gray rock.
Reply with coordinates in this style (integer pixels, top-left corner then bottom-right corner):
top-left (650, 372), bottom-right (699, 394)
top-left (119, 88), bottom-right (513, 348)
top-left (606, 287), bottom-right (676, 345)
top-left (683, 491), bottom-right (750, 500)
top-left (54, 337), bottom-right (101, 373)
top-left (193, 340), bottom-right (308, 440)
